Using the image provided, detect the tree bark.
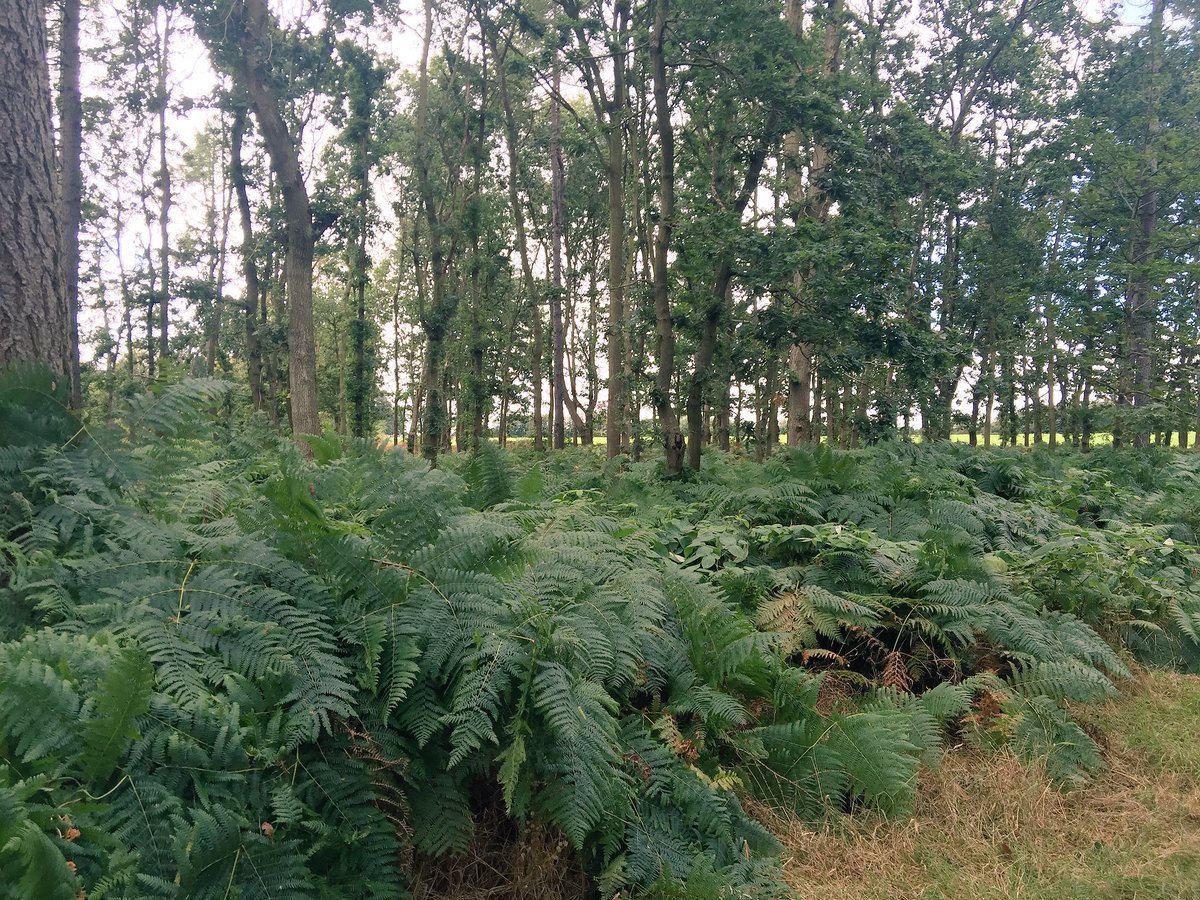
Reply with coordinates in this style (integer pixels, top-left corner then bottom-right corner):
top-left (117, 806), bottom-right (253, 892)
top-left (550, 57), bottom-right (568, 450)
top-left (413, 0), bottom-right (460, 465)
top-left (230, 105), bottom-right (265, 411)
top-left (156, 11), bottom-right (173, 366)
top-left (605, 12), bottom-right (631, 459)
top-left (59, 0), bottom-right (84, 403)
top-left (495, 35), bottom-right (543, 451)
top-left (190, 0), bottom-right (320, 435)
top-left (785, 0), bottom-right (844, 446)
top-left (648, 0), bottom-right (684, 476)
top-left (0, 0), bottom-right (68, 375)
top-left (1126, 0), bottom-right (1166, 449)
top-left (560, 0), bottom-right (632, 458)
top-left (686, 126), bottom-right (773, 472)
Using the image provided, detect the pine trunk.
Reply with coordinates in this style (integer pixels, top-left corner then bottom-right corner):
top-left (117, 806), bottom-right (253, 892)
top-left (0, 0), bottom-right (68, 375)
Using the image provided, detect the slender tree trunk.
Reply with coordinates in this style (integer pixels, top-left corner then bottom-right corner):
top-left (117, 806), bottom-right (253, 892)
top-left (156, 11), bottom-right (173, 366)
top-left (0, 0), bottom-right (68, 374)
top-left (648, 0), bottom-right (684, 475)
top-left (335, 319), bottom-right (348, 434)
top-left (192, 0), bottom-right (321, 435)
top-left (767, 362), bottom-right (780, 454)
top-left (602, 3), bottom-right (631, 458)
top-left (392, 275), bottom-right (402, 448)
top-left (785, 0), bottom-right (843, 446)
top-left (1126, 0), bottom-right (1166, 449)
top-left (347, 55), bottom-right (375, 440)
top-left (495, 39), bottom-right (543, 451)
top-left (550, 56), bottom-right (568, 450)
top-left (414, 0), bottom-right (460, 464)
top-left (1041, 205), bottom-right (1067, 448)
top-left (206, 128), bottom-right (232, 377)
top-left (230, 106), bottom-right (264, 411)
top-left (59, 0), bottom-right (84, 403)
top-left (982, 349), bottom-right (995, 447)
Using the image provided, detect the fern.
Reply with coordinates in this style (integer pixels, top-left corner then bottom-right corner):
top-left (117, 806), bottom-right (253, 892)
top-left (0, 770), bottom-right (80, 900)
top-left (1007, 694), bottom-right (1104, 786)
top-left (7, 368), bottom-right (1197, 897)
top-left (78, 644), bottom-right (153, 781)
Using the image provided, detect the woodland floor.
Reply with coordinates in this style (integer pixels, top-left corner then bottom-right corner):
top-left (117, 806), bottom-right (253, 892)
top-left (765, 669), bottom-right (1200, 900)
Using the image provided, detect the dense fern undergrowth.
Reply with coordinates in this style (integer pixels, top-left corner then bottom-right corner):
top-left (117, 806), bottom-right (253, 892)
top-left (4, 371), bottom-right (1200, 899)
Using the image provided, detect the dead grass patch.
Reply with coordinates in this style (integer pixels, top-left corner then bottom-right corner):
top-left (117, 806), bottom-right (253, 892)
top-left (762, 670), bottom-right (1200, 899)
top-left (409, 810), bottom-right (588, 900)
top-left (407, 673), bottom-right (1200, 898)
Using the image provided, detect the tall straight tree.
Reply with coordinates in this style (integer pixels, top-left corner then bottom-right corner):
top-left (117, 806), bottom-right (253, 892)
top-left (412, 0), bottom-right (467, 464)
top-left (230, 102), bottom-right (266, 412)
top-left (785, 0), bottom-right (844, 446)
top-left (491, 23), bottom-right (544, 449)
top-left (1125, 0), bottom-right (1167, 448)
top-left (60, 0), bottom-right (85, 404)
top-left (550, 55), bottom-right (568, 450)
top-left (184, 0), bottom-right (321, 436)
top-left (647, 0), bottom-right (684, 475)
top-left (558, 0), bottom-right (633, 458)
top-left (154, 9), bottom-right (173, 365)
top-left (0, 0), bottom-right (68, 374)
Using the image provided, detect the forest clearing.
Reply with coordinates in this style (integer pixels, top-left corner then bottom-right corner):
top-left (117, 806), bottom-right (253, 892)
top-left (3, 0), bottom-right (1200, 896)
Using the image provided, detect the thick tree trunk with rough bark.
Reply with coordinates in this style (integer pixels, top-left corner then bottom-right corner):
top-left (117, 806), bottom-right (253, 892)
top-left (1, 0), bottom-right (68, 375)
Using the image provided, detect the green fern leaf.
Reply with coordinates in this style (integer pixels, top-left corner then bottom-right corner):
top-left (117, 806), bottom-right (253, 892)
top-left (79, 645), bottom-right (153, 781)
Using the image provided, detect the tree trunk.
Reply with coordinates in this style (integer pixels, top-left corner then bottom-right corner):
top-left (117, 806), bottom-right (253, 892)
top-left (1126, 0), bottom-right (1166, 449)
top-left (191, 0), bottom-right (321, 436)
top-left (346, 53), bottom-right (376, 441)
top-left (648, 0), bottom-right (684, 476)
top-left (392, 275), bottom-right (403, 448)
top-left (593, 1), bottom-right (631, 459)
top-left (413, 0), bottom-right (461, 464)
top-left (230, 105), bottom-right (265, 411)
top-left (784, 0), bottom-right (843, 446)
top-left (0, 0), bottom-right (68, 375)
top-left (550, 56), bottom-right (568, 450)
top-left (59, 0), bottom-right (84, 404)
top-left (156, 11), bottom-right (173, 366)
top-left (495, 37), bottom-right (543, 452)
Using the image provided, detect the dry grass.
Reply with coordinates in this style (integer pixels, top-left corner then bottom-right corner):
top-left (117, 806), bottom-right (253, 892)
top-left (406, 673), bottom-right (1200, 899)
top-left (763, 670), bottom-right (1200, 899)
top-left (409, 810), bottom-right (588, 900)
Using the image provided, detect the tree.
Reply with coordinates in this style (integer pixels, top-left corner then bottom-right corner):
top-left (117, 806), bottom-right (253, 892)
top-left (184, 0), bottom-right (321, 437)
top-left (647, 0), bottom-right (683, 475)
top-left (0, 0), bottom-right (68, 375)
top-left (557, 0), bottom-right (634, 459)
top-left (1124, 0), bottom-right (1167, 448)
top-left (60, 0), bottom-right (85, 405)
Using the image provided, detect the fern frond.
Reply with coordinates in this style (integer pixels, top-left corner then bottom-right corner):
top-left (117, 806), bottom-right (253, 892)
top-left (78, 645), bottom-right (153, 781)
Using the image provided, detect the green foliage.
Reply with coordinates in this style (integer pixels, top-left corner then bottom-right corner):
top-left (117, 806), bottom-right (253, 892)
top-left (6, 372), bottom-right (1200, 897)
